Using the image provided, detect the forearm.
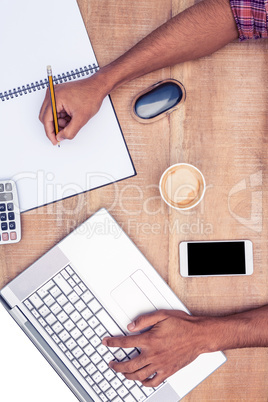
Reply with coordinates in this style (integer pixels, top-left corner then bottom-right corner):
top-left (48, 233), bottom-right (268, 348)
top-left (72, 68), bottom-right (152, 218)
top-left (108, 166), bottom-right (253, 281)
top-left (98, 0), bottom-right (238, 94)
top-left (40, 0), bottom-right (239, 144)
top-left (206, 305), bottom-right (268, 352)
top-left (103, 307), bottom-right (267, 386)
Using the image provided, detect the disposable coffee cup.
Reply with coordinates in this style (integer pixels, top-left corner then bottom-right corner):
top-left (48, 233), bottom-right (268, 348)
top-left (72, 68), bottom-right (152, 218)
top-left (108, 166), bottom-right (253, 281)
top-left (159, 163), bottom-right (206, 210)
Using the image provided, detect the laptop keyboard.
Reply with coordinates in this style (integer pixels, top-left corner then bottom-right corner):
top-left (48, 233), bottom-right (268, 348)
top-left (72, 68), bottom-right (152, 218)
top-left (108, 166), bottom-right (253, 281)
top-left (23, 265), bottom-right (160, 402)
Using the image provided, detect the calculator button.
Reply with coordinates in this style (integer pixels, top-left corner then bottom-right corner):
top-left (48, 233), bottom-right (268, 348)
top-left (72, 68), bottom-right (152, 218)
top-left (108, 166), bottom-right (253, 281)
top-left (7, 203), bottom-right (14, 211)
top-left (2, 233), bottom-right (9, 241)
top-left (0, 181), bottom-right (21, 244)
top-left (8, 212), bottom-right (15, 220)
top-left (1, 222), bottom-right (8, 231)
top-left (0, 213), bottom-right (7, 221)
top-left (0, 193), bottom-right (13, 202)
top-left (10, 232), bottom-right (17, 241)
top-left (9, 221), bottom-right (16, 230)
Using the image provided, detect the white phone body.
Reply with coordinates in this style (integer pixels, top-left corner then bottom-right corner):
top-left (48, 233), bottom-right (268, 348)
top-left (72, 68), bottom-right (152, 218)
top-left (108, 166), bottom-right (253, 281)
top-left (179, 240), bottom-right (253, 277)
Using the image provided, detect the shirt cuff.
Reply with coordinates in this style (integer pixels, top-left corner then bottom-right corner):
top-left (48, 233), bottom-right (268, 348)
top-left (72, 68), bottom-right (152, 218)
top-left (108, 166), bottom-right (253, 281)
top-left (229, 0), bottom-right (268, 41)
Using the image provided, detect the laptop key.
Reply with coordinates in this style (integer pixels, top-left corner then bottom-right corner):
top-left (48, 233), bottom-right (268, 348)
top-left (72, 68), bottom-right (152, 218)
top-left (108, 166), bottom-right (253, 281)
top-left (111, 377), bottom-right (121, 389)
top-left (103, 352), bottom-right (114, 364)
top-left (118, 385), bottom-right (129, 398)
top-left (130, 386), bottom-right (146, 401)
top-left (50, 302), bottom-right (61, 315)
top-left (52, 321), bottom-right (64, 334)
top-left (77, 318), bottom-right (87, 330)
top-left (46, 313), bottom-right (57, 326)
top-left (43, 294), bottom-right (55, 307)
top-left (84, 344), bottom-right (95, 356)
top-left (24, 265), bottom-right (160, 402)
top-left (37, 280), bottom-right (54, 298)
top-left (50, 286), bottom-right (61, 298)
top-left (71, 327), bottom-right (82, 340)
top-left (142, 386), bottom-right (154, 396)
top-left (114, 349), bottom-right (127, 362)
top-left (57, 311), bottom-right (68, 323)
top-left (81, 289), bottom-right (93, 303)
top-left (66, 338), bottom-right (77, 350)
top-left (29, 293), bottom-right (43, 309)
top-left (79, 354), bottom-right (90, 367)
top-left (79, 367), bottom-right (87, 377)
top-left (99, 393), bottom-right (108, 402)
top-left (54, 273), bottom-right (72, 295)
top-left (39, 305), bottom-right (50, 317)
top-left (96, 309), bottom-right (124, 336)
top-left (88, 299), bottom-right (101, 313)
top-left (124, 379), bottom-right (136, 390)
top-left (99, 380), bottom-right (110, 392)
top-left (97, 361), bottom-right (108, 373)
top-left (93, 384), bottom-right (101, 395)
top-left (24, 300), bottom-right (33, 310)
top-left (124, 395), bottom-right (136, 402)
top-left (92, 371), bottom-right (104, 384)
top-left (59, 329), bottom-right (70, 342)
top-left (56, 294), bottom-right (68, 306)
top-left (73, 346), bottom-right (83, 359)
top-left (86, 363), bottom-right (97, 375)
top-left (63, 302), bottom-right (75, 314)
top-left (113, 397), bottom-right (124, 402)
top-left (105, 388), bottom-right (117, 400)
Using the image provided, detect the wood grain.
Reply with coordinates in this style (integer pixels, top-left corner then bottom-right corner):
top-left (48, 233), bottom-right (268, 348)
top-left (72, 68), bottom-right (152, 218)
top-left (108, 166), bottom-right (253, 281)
top-left (1, 0), bottom-right (267, 400)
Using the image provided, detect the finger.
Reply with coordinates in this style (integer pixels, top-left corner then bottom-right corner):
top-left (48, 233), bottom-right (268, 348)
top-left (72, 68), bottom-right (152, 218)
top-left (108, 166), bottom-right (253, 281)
top-left (42, 107), bottom-right (58, 146)
top-left (109, 354), bottom-right (145, 374)
top-left (39, 89), bottom-right (50, 122)
top-left (58, 111), bottom-right (68, 118)
top-left (128, 368), bottom-right (159, 384)
top-left (123, 367), bottom-right (157, 384)
top-left (102, 333), bottom-right (145, 349)
top-left (56, 113), bottom-right (86, 141)
top-left (142, 372), bottom-right (165, 388)
top-left (128, 310), bottom-right (168, 332)
top-left (113, 361), bottom-right (156, 384)
top-left (58, 117), bottom-right (69, 129)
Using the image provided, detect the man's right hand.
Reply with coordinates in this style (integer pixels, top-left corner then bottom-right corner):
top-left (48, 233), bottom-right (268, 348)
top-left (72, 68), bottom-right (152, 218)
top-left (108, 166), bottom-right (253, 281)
top-left (39, 72), bottom-right (108, 145)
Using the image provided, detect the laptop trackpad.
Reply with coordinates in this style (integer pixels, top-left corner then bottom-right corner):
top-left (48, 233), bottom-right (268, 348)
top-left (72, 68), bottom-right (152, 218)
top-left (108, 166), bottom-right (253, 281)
top-left (111, 276), bottom-right (157, 323)
top-left (111, 270), bottom-right (173, 324)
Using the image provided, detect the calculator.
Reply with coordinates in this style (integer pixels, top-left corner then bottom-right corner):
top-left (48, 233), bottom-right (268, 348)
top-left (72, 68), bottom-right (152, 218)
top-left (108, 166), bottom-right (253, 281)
top-left (0, 180), bottom-right (21, 244)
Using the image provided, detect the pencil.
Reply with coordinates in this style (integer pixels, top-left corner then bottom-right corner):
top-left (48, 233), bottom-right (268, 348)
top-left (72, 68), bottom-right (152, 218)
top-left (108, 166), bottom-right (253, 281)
top-left (47, 65), bottom-right (60, 147)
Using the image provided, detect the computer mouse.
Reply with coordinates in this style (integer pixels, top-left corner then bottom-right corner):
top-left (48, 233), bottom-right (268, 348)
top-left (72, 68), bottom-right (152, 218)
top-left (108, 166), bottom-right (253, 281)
top-left (132, 79), bottom-right (186, 123)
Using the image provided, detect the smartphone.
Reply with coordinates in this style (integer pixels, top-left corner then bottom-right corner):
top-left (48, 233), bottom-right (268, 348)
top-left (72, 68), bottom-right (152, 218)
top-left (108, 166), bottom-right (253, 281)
top-left (179, 240), bottom-right (253, 277)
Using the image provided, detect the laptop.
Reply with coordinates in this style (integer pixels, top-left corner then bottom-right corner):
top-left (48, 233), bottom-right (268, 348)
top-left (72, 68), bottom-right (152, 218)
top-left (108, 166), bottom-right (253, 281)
top-left (0, 208), bottom-right (226, 401)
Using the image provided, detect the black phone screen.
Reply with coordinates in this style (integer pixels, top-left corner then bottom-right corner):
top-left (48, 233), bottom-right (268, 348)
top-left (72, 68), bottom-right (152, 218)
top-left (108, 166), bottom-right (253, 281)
top-left (187, 241), bottom-right (246, 276)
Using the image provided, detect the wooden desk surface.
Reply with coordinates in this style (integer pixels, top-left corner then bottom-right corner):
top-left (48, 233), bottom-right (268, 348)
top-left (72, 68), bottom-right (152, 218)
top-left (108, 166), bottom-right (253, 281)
top-left (1, 0), bottom-right (267, 400)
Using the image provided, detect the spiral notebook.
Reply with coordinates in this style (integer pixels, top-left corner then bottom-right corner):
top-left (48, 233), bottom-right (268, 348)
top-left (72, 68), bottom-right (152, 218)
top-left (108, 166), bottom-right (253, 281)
top-left (0, 0), bottom-right (136, 212)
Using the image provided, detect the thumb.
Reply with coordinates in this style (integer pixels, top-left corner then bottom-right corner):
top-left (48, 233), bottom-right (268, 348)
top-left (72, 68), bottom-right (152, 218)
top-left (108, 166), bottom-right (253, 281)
top-left (56, 114), bottom-right (87, 141)
top-left (128, 310), bottom-right (168, 332)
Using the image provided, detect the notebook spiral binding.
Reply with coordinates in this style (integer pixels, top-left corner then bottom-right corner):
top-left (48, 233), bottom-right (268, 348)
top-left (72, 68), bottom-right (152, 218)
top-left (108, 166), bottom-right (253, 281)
top-left (0, 64), bottom-right (99, 102)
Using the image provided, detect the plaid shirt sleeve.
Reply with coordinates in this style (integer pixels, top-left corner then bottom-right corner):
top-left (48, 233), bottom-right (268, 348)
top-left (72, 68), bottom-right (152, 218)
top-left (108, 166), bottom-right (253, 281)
top-left (230, 0), bottom-right (268, 41)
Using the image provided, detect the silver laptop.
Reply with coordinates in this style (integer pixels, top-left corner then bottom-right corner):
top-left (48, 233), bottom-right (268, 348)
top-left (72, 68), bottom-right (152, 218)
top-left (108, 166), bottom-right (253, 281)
top-left (0, 208), bottom-right (226, 401)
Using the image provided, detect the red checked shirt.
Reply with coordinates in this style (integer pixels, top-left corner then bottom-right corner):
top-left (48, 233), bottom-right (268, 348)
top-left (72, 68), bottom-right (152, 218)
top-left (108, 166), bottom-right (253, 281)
top-left (230, 0), bottom-right (268, 40)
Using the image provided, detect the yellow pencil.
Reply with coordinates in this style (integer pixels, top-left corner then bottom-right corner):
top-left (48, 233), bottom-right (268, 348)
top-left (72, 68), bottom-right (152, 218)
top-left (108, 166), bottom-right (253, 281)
top-left (47, 65), bottom-right (60, 147)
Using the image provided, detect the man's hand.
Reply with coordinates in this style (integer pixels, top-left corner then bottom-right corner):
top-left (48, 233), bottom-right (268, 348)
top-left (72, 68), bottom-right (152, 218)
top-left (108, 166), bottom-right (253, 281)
top-left (102, 310), bottom-right (210, 387)
top-left (39, 0), bottom-right (238, 145)
top-left (102, 305), bottom-right (268, 387)
top-left (39, 72), bottom-right (108, 145)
